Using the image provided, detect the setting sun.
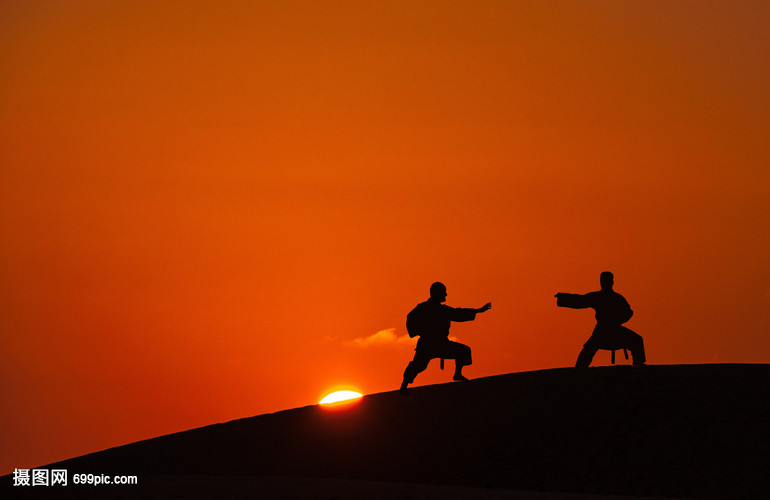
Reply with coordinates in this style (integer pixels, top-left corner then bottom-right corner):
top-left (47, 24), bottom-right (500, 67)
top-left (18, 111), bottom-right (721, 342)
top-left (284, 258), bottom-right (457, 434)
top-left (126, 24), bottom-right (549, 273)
top-left (319, 391), bottom-right (363, 405)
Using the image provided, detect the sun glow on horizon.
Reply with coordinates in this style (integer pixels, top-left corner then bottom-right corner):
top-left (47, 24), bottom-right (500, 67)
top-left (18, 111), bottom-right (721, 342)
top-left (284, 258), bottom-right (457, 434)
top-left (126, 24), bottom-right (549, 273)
top-left (319, 390), bottom-right (363, 405)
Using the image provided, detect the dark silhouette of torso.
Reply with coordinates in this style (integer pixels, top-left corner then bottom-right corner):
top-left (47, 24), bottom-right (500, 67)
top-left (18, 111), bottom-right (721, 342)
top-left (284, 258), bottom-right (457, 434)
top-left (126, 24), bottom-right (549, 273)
top-left (408, 300), bottom-right (477, 349)
top-left (580, 290), bottom-right (633, 332)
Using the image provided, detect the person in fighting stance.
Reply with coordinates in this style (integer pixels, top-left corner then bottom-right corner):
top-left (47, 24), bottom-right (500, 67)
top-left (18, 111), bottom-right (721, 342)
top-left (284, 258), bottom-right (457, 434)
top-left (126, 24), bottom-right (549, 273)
top-left (400, 282), bottom-right (491, 394)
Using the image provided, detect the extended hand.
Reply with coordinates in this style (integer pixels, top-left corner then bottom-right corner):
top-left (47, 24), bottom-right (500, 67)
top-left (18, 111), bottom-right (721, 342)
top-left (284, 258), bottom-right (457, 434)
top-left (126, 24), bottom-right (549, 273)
top-left (478, 302), bottom-right (492, 313)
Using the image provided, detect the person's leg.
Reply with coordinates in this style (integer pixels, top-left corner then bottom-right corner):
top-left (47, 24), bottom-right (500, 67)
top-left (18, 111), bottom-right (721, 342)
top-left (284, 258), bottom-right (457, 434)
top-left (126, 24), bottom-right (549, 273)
top-left (575, 338), bottom-right (599, 368)
top-left (400, 351), bottom-right (431, 393)
top-left (619, 327), bottom-right (646, 365)
top-left (442, 341), bottom-right (472, 381)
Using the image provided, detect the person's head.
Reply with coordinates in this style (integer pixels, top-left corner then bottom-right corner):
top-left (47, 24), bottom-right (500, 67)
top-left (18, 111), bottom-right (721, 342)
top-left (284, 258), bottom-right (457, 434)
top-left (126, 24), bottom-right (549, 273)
top-left (429, 282), bottom-right (447, 303)
top-left (600, 271), bottom-right (614, 290)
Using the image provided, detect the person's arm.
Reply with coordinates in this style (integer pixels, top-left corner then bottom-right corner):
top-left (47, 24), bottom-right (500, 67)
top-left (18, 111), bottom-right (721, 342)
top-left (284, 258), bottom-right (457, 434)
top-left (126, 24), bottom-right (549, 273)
top-left (555, 292), bottom-right (592, 309)
top-left (619, 296), bottom-right (633, 324)
top-left (448, 302), bottom-right (491, 322)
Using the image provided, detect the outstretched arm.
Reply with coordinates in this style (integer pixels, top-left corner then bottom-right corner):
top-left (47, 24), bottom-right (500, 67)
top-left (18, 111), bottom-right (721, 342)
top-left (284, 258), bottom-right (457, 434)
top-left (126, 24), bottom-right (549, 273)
top-left (448, 303), bottom-right (491, 322)
top-left (555, 293), bottom-right (592, 309)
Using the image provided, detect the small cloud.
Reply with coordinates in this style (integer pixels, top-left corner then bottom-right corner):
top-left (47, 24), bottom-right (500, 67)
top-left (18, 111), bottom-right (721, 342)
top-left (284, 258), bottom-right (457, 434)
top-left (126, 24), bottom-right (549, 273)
top-left (348, 328), bottom-right (413, 347)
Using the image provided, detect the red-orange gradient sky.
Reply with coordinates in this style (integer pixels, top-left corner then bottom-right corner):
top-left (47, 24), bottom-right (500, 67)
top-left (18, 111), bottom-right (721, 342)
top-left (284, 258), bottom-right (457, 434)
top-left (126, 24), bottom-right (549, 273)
top-left (2, 1), bottom-right (769, 474)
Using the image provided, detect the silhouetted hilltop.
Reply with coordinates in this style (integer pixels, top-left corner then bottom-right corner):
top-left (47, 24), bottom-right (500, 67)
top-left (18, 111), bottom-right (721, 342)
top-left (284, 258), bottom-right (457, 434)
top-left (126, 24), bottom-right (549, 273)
top-left (4, 364), bottom-right (769, 499)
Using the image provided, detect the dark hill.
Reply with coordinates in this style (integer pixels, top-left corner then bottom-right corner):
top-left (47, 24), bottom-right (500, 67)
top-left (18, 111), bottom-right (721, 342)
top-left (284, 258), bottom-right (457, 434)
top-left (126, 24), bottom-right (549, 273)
top-left (4, 364), bottom-right (769, 499)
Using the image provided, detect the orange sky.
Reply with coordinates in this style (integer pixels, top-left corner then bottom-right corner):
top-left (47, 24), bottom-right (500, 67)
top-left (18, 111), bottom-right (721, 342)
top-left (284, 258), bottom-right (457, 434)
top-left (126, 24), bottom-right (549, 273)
top-left (2, 0), bottom-right (769, 475)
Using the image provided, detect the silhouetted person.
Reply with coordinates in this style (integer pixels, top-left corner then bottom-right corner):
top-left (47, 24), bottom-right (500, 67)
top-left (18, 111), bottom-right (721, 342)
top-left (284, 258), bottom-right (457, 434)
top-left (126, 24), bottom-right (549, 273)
top-left (555, 272), bottom-right (646, 368)
top-left (400, 282), bottom-right (491, 394)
